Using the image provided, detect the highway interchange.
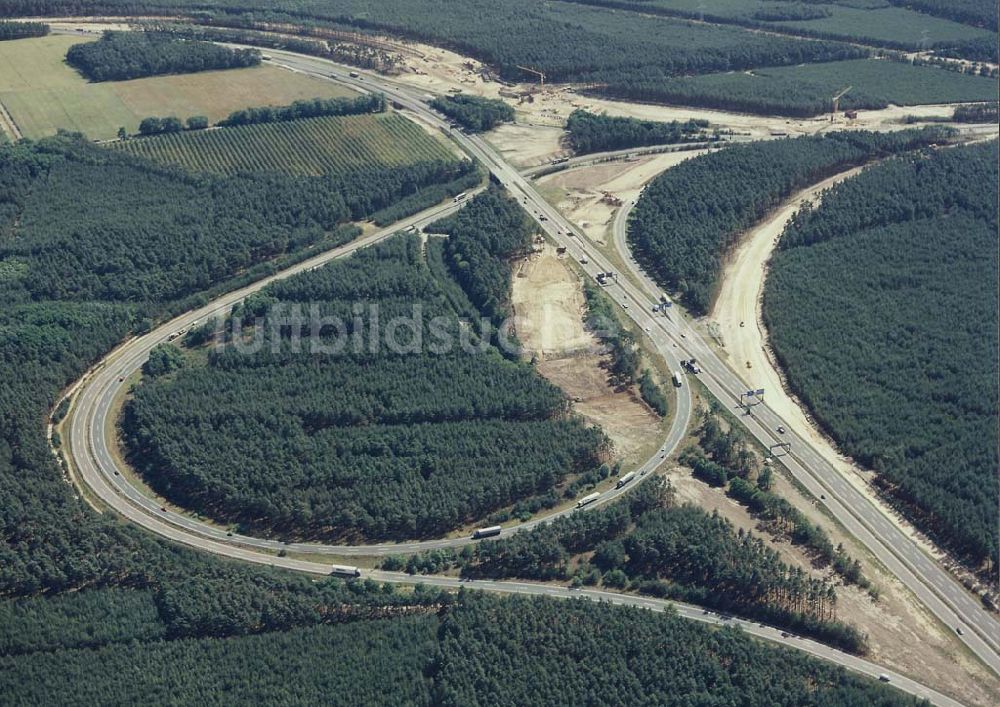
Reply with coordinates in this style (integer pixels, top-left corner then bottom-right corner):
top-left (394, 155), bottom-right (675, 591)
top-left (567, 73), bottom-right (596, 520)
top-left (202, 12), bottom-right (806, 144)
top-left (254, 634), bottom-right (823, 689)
top-left (57, 42), bottom-right (997, 704)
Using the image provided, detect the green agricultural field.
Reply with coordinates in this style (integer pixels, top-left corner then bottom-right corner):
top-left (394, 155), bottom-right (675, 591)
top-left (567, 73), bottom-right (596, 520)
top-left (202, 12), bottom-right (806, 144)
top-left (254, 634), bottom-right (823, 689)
top-left (619, 58), bottom-right (999, 117)
top-left (0, 35), bottom-right (354, 140)
top-left (113, 113), bottom-right (456, 175)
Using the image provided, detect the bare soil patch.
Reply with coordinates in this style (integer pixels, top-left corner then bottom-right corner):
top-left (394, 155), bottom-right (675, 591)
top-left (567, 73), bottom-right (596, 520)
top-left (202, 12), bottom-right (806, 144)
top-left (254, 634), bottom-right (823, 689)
top-left (512, 244), bottom-right (659, 464)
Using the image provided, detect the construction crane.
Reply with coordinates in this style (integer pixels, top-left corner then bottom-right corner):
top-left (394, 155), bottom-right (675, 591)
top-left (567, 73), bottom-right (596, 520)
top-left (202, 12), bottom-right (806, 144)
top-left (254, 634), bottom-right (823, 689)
top-left (515, 65), bottom-right (546, 86)
top-left (831, 86), bottom-right (852, 122)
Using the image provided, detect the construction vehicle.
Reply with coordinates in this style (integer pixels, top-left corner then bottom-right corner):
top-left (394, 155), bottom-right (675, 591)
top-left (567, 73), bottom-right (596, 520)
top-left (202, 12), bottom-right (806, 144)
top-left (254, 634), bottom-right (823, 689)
top-left (831, 86), bottom-right (852, 122)
top-left (516, 65), bottom-right (546, 85)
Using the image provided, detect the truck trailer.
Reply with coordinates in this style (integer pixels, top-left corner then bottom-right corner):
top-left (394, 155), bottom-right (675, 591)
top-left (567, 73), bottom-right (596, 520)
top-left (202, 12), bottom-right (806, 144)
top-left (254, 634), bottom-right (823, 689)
top-left (576, 492), bottom-right (600, 509)
top-left (615, 471), bottom-right (637, 489)
top-left (472, 525), bottom-right (502, 539)
top-left (330, 565), bottom-right (362, 578)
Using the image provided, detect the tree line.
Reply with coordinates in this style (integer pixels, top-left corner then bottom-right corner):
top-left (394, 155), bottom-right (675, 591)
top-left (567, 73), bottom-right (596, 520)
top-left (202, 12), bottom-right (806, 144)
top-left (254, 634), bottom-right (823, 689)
top-left (431, 187), bottom-right (534, 325)
top-left (398, 477), bottom-right (868, 654)
top-left (0, 20), bottom-right (47, 40)
top-left (764, 141), bottom-right (999, 568)
top-left (429, 94), bottom-right (514, 132)
top-left (131, 93), bottom-right (387, 137)
top-left (218, 93), bottom-right (386, 127)
top-left (627, 127), bottom-right (953, 314)
top-left (565, 109), bottom-right (710, 154)
top-left (66, 30), bottom-right (260, 82)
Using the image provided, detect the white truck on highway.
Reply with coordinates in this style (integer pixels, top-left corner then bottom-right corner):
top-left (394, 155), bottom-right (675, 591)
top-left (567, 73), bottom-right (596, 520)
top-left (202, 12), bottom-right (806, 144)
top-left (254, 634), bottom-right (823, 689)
top-left (330, 565), bottom-right (361, 578)
top-left (672, 371), bottom-right (683, 387)
top-left (576, 492), bottom-right (600, 509)
top-left (615, 471), bottom-right (636, 489)
top-left (472, 525), bottom-right (502, 539)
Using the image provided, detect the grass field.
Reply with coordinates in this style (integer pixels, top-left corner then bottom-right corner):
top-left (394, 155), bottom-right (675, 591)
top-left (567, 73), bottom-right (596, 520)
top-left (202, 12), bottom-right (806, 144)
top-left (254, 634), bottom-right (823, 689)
top-left (112, 113), bottom-right (456, 175)
top-left (0, 35), bottom-right (355, 141)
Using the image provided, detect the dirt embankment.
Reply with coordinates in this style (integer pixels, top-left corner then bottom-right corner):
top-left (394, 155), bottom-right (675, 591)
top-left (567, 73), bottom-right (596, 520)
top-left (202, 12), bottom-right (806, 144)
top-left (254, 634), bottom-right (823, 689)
top-left (511, 244), bottom-right (659, 465)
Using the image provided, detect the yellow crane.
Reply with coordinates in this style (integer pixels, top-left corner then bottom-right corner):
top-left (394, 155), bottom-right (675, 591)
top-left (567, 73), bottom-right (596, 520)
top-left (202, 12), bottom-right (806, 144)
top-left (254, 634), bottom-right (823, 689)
top-left (515, 65), bottom-right (546, 86)
top-left (831, 86), bottom-right (852, 121)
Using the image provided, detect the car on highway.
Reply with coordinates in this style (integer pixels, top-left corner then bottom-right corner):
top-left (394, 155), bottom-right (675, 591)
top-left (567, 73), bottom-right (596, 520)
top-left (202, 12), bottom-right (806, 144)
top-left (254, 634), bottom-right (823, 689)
top-left (777, 426), bottom-right (786, 434)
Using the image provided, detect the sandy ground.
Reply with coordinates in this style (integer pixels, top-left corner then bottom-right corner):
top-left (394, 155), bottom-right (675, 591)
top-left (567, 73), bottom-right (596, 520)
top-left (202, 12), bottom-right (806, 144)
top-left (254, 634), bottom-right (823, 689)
top-left (534, 150), bottom-right (711, 245)
top-left (511, 245), bottom-right (660, 464)
top-left (381, 35), bottom-right (992, 166)
top-left (711, 166), bottom-right (864, 374)
top-left (511, 245), bottom-right (594, 357)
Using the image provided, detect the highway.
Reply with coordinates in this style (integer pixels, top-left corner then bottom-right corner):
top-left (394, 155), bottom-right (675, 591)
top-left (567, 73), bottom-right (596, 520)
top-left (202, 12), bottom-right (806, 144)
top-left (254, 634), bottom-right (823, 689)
top-left (57, 44), bottom-right (995, 701)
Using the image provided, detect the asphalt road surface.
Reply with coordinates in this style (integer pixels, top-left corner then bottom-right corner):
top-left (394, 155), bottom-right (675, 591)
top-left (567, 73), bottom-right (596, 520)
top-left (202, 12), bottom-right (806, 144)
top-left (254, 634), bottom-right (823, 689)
top-left (56, 42), bottom-right (996, 699)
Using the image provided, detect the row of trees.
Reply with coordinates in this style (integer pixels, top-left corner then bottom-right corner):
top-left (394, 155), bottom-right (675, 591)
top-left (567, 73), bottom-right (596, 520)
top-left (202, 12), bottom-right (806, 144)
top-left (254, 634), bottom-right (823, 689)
top-left (66, 30), bottom-right (260, 82)
top-left (429, 95), bottom-right (514, 132)
top-left (685, 408), bottom-right (870, 589)
top-left (137, 114), bottom-right (208, 135)
top-left (0, 20), bottom-right (47, 40)
top-left (628, 127), bottom-right (953, 314)
top-left (764, 141), bottom-right (999, 567)
top-left (218, 93), bottom-right (386, 127)
top-left (402, 477), bottom-right (868, 653)
top-left (565, 109), bottom-right (710, 154)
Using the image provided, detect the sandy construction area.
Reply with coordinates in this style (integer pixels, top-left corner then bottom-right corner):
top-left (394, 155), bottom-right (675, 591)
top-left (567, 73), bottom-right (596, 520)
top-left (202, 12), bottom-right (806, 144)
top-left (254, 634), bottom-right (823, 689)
top-left (512, 245), bottom-right (660, 464)
top-left (511, 246), bottom-right (594, 358)
top-left (535, 149), bottom-right (710, 245)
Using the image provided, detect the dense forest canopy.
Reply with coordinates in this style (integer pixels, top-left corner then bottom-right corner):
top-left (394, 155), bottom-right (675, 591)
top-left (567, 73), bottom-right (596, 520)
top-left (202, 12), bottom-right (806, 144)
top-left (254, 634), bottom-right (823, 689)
top-left (430, 94), bottom-right (515, 132)
top-left (565, 109), bottom-right (711, 154)
top-left (217, 93), bottom-right (385, 127)
top-left (122, 193), bottom-right (606, 541)
top-left (600, 58), bottom-right (998, 118)
top-left (66, 30), bottom-right (260, 81)
top-left (0, 591), bottom-right (919, 705)
top-left (0, 136), bottom-right (464, 303)
top-left (764, 141), bottom-right (999, 566)
top-left (627, 128), bottom-right (952, 314)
